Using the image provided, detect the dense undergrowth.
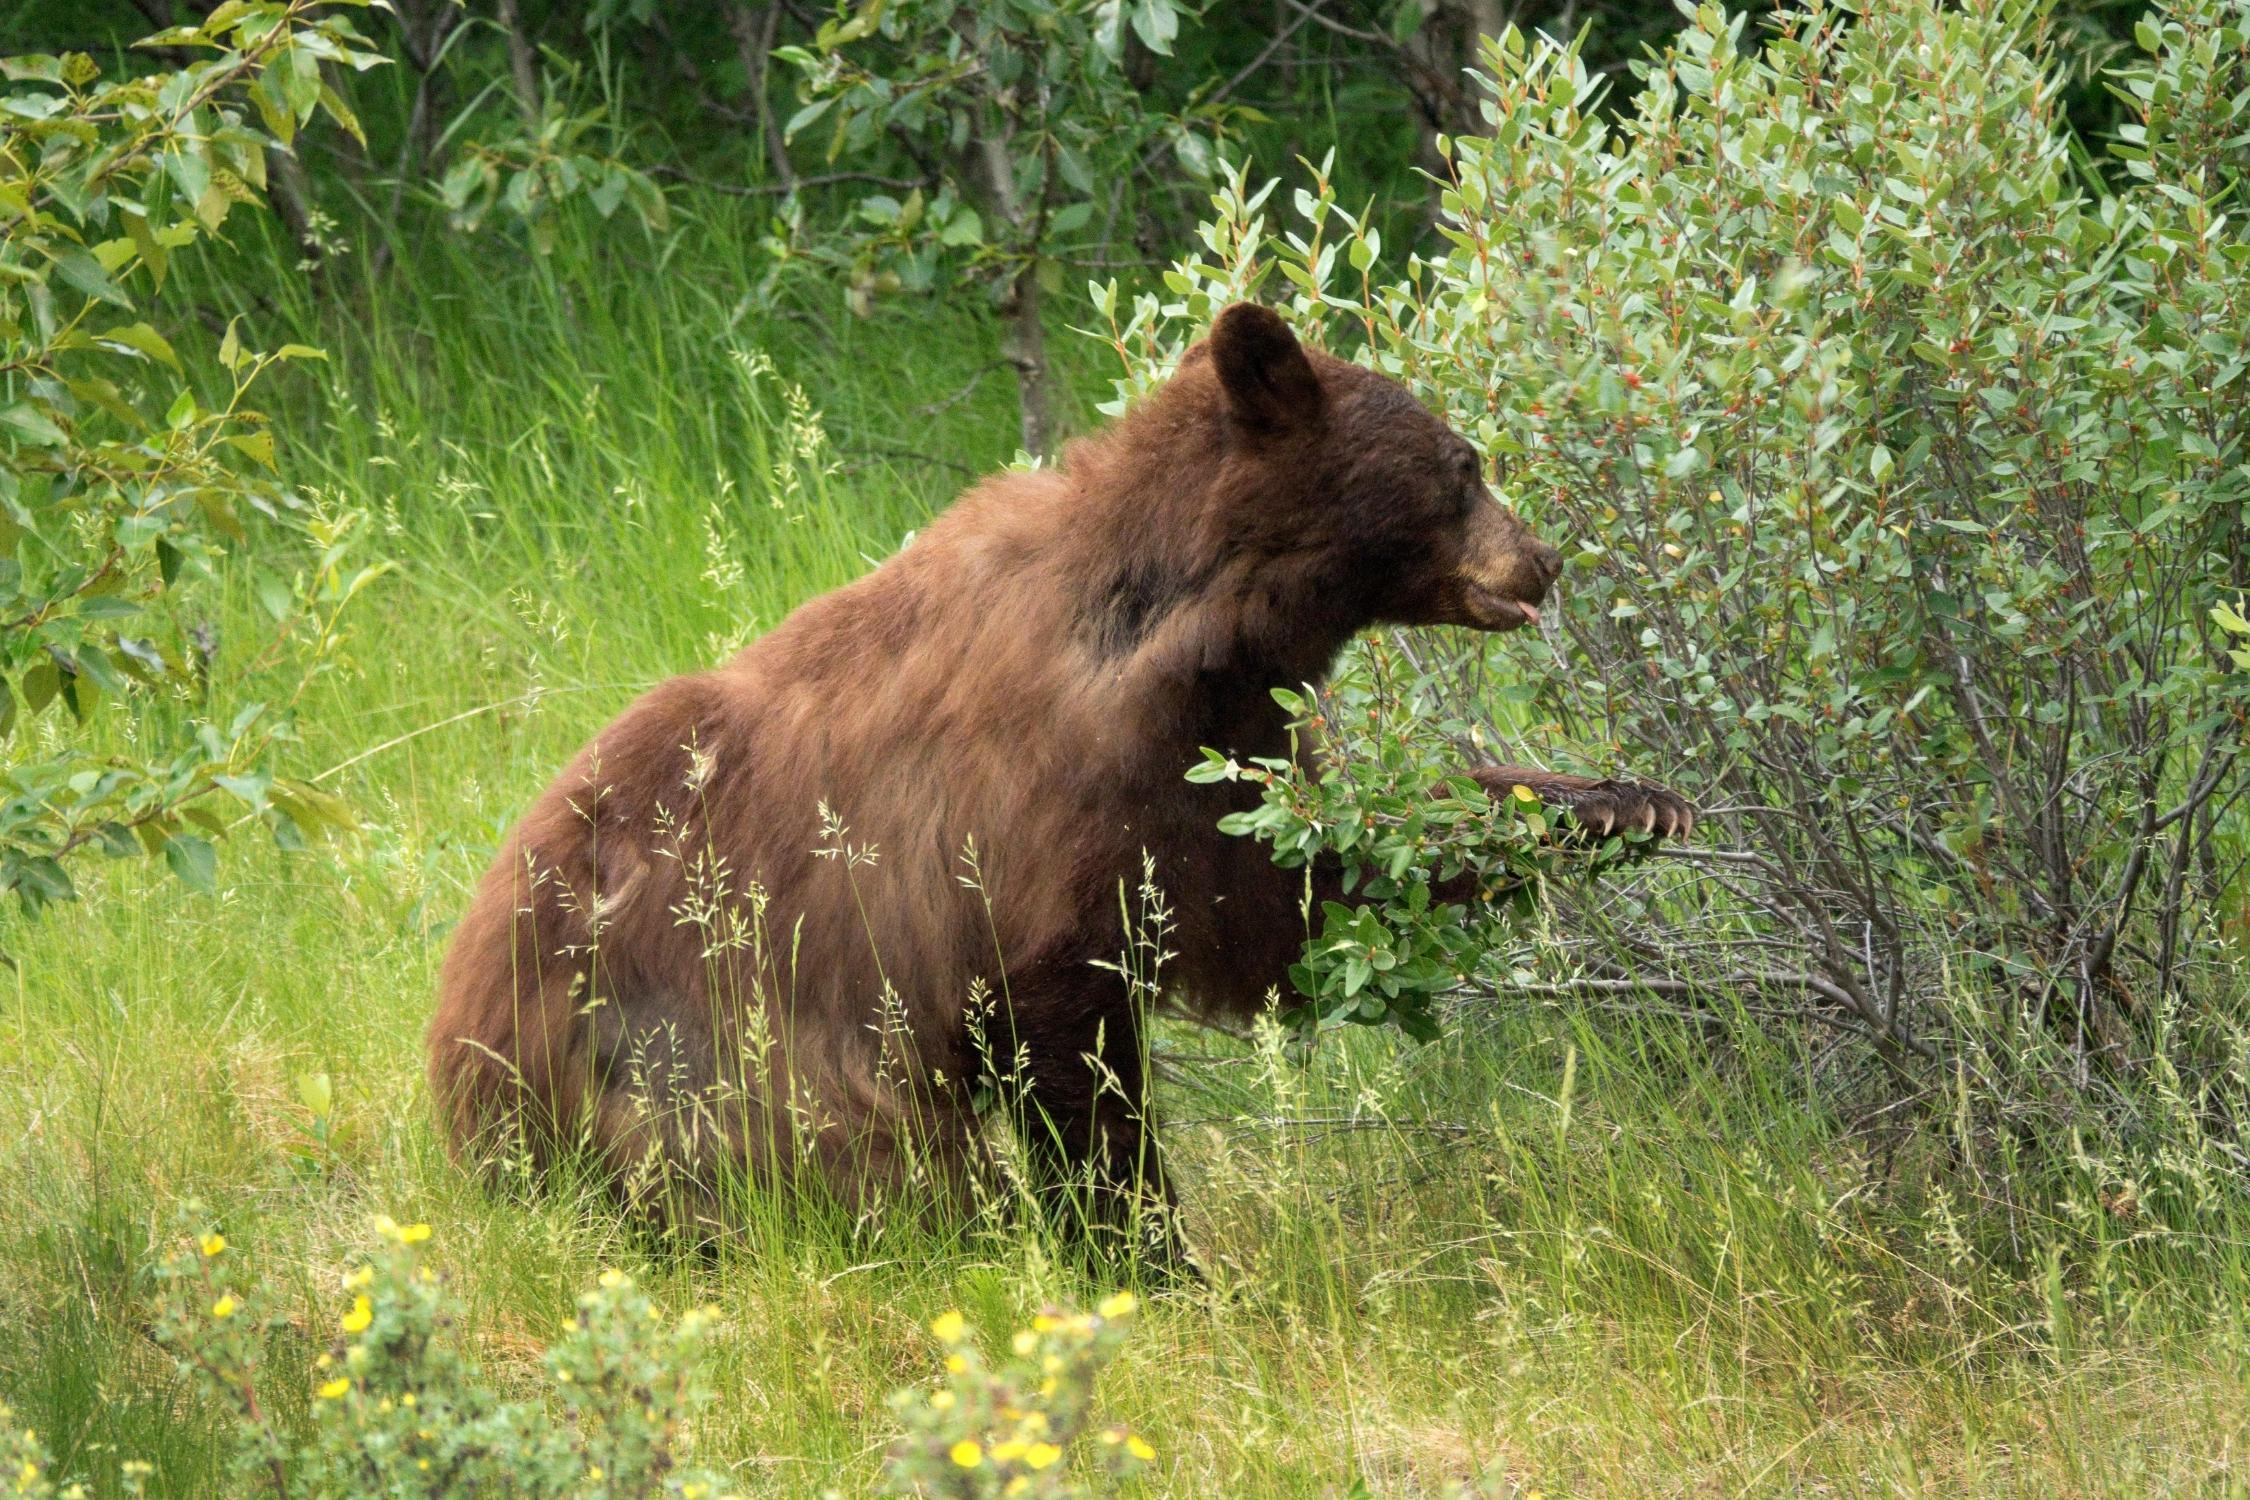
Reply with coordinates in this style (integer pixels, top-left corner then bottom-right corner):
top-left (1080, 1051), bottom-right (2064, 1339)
top-left (0, 188), bottom-right (2239, 1493)
top-left (3, 2), bottom-right (2250, 1492)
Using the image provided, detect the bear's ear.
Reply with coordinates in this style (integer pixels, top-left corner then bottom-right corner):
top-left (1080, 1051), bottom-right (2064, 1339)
top-left (1210, 303), bottom-right (1323, 432)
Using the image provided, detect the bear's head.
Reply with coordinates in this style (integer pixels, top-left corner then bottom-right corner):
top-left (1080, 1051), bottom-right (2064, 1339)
top-left (1194, 302), bottom-right (1562, 637)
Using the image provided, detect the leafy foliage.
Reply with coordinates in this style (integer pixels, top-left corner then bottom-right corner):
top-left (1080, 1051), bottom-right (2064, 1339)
top-left (139, 1215), bottom-right (739, 1497)
top-left (779, 0), bottom-right (1226, 452)
top-left (0, 1), bottom-right (389, 924)
top-left (435, 75), bottom-right (669, 253)
top-left (1113, 0), bottom-right (2250, 1088)
top-left (1188, 642), bottom-right (1656, 1042)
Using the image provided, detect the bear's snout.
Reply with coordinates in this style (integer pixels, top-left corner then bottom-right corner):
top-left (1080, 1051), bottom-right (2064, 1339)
top-left (1444, 499), bottom-right (1560, 632)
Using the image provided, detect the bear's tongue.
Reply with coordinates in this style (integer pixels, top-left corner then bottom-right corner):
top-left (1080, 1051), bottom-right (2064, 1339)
top-left (1516, 600), bottom-right (1541, 626)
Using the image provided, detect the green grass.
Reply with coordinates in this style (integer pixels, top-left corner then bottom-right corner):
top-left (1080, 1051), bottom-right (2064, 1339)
top-left (3, 200), bottom-right (2248, 1497)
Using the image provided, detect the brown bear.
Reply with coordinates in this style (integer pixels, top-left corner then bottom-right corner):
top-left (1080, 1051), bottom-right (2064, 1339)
top-left (428, 304), bottom-right (1692, 1268)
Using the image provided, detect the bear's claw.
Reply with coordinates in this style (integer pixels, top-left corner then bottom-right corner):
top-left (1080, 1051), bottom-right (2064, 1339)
top-left (1471, 766), bottom-right (1697, 849)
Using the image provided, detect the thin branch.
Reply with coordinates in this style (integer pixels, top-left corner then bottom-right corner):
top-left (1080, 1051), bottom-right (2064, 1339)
top-left (646, 165), bottom-right (925, 197)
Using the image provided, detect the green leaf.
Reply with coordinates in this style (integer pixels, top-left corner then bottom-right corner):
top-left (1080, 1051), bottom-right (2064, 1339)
top-left (163, 833), bottom-right (217, 891)
top-left (21, 658), bottom-right (58, 717)
top-left (317, 82), bottom-right (364, 146)
top-left (95, 321), bottom-right (182, 371)
top-left (1130, 0), bottom-right (1180, 55)
top-left (939, 207), bottom-right (984, 247)
top-left (226, 431), bottom-right (277, 469)
top-left (0, 403), bottom-right (67, 447)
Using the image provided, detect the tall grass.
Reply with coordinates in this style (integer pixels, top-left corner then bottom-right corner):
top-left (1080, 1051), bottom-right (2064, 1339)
top-left (0, 197), bottom-right (2245, 1496)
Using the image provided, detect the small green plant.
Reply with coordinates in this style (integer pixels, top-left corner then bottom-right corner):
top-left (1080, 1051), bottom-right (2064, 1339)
top-left (0, 1401), bottom-right (156, 1498)
top-left (140, 1214), bottom-right (740, 1497)
top-left (283, 1070), bottom-right (352, 1177)
top-left (884, 1293), bottom-right (1155, 1498)
top-left (436, 85), bottom-right (668, 255)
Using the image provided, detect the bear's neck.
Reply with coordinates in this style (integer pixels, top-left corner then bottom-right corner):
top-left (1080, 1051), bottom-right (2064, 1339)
top-left (1136, 563), bottom-right (1370, 763)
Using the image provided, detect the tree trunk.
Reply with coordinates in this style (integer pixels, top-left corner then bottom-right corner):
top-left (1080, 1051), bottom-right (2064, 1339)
top-left (971, 111), bottom-right (1058, 458)
top-left (999, 263), bottom-right (1053, 459)
top-left (1402, 0), bottom-right (1510, 225)
top-left (729, 3), bottom-right (797, 191)
top-left (371, 0), bottom-right (461, 277)
top-left (495, 0), bottom-right (541, 128)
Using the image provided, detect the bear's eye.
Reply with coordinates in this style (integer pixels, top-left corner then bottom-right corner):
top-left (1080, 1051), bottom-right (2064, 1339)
top-left (1452, 451), bottom-right (1483, 511)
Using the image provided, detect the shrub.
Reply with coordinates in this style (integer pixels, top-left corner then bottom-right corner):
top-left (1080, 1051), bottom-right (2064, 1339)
top-left (3, 1217), bottom-right (1166, 1497)
top-left (0, 2), bottom-right (392, 930)
top-left (129, 1215), bottom-right (738, 1496)
top-left (1099, 0), bottom-right (2250, 1121)
top-left (883, 1294), bottom-right (1154, 1499)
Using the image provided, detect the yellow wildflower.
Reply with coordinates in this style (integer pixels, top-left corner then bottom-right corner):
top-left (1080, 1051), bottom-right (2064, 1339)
top-left (1024, 1443), bottom-right (1062, 1470)
top-left (372, 1215), bottom-right (401, 1241)
top-left (343, 1265), bottom-right (374, 1291)
top-left (317, 1378), bottom-right (350, 1400)
top-left (210, 1295), bottom-right (237, 1319)
top-left (597, 1267), bottom-right (629, 1290)
top-left (341, 1295), bottom-right (372, 1334)
top-left (944, 1354), bottom-right (968, 1374)
top-left (1097, 1290), bottom-right (1137, 1319)
top-left (929, 1309), bottom-right (967, 1343)
top-left (948, 1440), bottom-right (983, 1468)
top-left (199, 1233), bottom-right (226, 1258)
top-left (990, 1441), bottom-right (1027, 1463)
top-left (1126, 1435), bottom-right (1156, 1461)
top-left (1011, 1330), bottom-right (1037, 1355)
top-left (1032, 1313), bottom-right (1059, 1332)
top-left (928, 1391), bottom-right (955, 1411)
top-left (399, 1223), bottom-right (432, 1244)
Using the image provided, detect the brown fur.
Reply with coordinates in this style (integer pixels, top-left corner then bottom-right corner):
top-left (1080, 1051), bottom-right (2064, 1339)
top-left (427, 305), bottom-right (1690, 1264)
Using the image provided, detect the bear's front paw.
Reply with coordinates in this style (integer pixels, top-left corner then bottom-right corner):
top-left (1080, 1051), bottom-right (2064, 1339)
top-left (1555, 778), bottom-right (1696, 844)
top-left (1471, 766), bottom-right (1697, 846)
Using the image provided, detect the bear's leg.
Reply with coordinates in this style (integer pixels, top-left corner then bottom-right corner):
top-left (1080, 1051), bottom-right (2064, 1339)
top-left (984, 973), bottom-right (1196, 1282)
